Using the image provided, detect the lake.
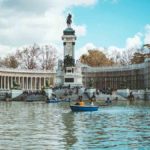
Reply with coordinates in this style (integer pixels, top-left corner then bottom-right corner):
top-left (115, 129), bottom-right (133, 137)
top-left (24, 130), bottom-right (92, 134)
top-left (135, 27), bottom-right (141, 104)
top-left (0, 101), bottom-right (150, 150)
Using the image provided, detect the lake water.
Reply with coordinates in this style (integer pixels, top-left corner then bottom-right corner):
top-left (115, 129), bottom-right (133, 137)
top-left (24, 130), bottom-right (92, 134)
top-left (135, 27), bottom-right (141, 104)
top-left (0, 101), bottom-right (150, 150)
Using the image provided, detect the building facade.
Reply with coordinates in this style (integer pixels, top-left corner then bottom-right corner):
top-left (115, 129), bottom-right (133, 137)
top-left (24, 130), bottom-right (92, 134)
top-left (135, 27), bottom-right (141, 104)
top-left (82, 58), bottom-right (150, 90)
top-left (0, 59), bottom-right (150, 91)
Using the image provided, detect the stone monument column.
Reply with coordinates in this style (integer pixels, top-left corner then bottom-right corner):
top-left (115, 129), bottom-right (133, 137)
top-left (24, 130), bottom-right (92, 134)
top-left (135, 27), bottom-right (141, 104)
top-left (56, 14), bottom-right (83, 87)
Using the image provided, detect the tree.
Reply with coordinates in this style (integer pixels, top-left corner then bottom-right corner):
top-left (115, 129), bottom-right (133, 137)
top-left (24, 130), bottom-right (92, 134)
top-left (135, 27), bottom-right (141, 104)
top-left (80, 49), bottom-right (115, 67)
top-left (143, 44), bottom-right (150, 49)
top-left (129, 45), bottom-right (150, 64)
top-left (0, 44), bottom-right (58, 70)
top-left (0, 54), bottom-right (19, 68)
top-left (119, 49), bottom-right (135, 65)
top-left (16, 44), bottom-right (41, 69)
top-left (131, 52), bottom-right (145, 64)
top-left (16, 44), bottom-right (57, 70)
top-left (40, 45), bottom-right (57, 70)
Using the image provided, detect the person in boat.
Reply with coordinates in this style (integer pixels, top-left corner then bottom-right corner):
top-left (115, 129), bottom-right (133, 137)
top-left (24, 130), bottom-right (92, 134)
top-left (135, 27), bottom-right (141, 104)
top-left (79, 96), bottom-right (85, 106)
top-left (90, 98), bottom-right (94, 106)
top-left (105, 97), bottom-right (112, 104)
top-left (91, 92), bottom-right (96, 101)
top-left (75, 96), bottom-right (84, 106)
top-left (75, 96), bottom-right (80, 105)
top-left (128, 92), bottom-right (134, 101)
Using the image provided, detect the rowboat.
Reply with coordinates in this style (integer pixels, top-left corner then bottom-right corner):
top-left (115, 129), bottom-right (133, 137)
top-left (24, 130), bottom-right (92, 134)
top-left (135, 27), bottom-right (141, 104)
top-left (70, 105), bottom-right (99, 112)
top-left (46, 98), bottom-right (71, 103)
top-left (46, 98), bottom-right (61, 103)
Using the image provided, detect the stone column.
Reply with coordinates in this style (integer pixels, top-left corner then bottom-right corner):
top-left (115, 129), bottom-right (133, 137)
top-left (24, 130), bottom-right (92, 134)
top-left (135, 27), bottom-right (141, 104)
top-left (10, 76), bottom-right (12, 89)
top-left (1, 76), bottom-right (3, 89)
top-left (18, 76), bottom-right (20, 85)
top-left (27, 77), bottom-right (28, 90)
top-left (22, 77), bottom-right (24, 90)
top-left (30, 77), bottom-right (33, 91)
top-left (34, 77), bottom-right (36, 90)
top-left (53, 76), bottom-right (55, 86)
top-left (7, 76), bottom-right (9, 90)
top-left (44, 77), bottom-right (46, 87)
top-left (4, 76), bottom-right (6, 89)
top-left (39, 77), bottom-right (41, 90)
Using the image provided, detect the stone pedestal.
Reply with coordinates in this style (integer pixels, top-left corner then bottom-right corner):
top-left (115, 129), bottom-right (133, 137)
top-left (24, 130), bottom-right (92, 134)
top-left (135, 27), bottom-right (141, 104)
top-left (11, 89), bottom-right (23, 99)
top-left (44, 88), bottom-right (53, 99)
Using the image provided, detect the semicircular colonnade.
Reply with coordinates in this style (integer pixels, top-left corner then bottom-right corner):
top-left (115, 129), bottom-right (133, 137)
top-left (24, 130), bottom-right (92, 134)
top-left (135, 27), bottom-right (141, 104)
top-left (0, 68), bottom-right (56, 91)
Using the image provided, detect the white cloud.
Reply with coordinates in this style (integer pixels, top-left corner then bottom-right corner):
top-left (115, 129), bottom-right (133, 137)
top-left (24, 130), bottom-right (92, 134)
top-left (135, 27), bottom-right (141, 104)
top-left (126, 33), bottom-right (142, 49)
top-left (73, 25), bottom-right (87, 37)
top-left (144, 24), bottom-right (150, 44)
top-left (76, 43), bottom-right (96, 59)
top-left (0, 0), bottom-right (97, 13)
top-left (0, 0), bottom-right (97, 57)
top-left (76, 23), bottom-right (150, 61)
top-left (0, 44), bottom-right (16, 58)
top-left (106, 46), bottom-right (124, 57)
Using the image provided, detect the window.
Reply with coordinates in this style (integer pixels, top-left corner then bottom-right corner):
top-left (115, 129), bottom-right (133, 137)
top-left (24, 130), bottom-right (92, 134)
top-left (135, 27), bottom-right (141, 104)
top-left (65, 78), bottom-right (74, 82)
top-left (67, 70), bottom-right (72, 73)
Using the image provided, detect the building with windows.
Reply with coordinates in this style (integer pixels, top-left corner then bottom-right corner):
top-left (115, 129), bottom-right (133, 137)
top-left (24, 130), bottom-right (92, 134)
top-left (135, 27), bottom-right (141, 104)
top-left (82, 58), bottom-right (150, 90)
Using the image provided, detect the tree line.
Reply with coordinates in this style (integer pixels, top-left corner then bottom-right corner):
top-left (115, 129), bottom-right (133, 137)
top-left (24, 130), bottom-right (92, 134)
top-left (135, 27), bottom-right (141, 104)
top-left (0, 44), bottom-right (57, 70)
top-left (80, 46), bottom-right (150, 67)
top-left (0, 44), bottom-right (150, 69)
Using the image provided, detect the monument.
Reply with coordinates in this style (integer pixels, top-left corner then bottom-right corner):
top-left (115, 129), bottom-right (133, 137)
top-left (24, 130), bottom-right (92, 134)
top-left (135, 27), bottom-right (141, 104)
top-left (56, 14), bottom-right (83, 87)
top-left (11, 80), bottom-right (23, 100)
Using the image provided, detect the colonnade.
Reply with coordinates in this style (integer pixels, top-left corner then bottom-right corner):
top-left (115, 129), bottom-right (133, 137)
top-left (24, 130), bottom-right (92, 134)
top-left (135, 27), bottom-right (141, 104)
top-left (0, 68), bottom-right (55, 91)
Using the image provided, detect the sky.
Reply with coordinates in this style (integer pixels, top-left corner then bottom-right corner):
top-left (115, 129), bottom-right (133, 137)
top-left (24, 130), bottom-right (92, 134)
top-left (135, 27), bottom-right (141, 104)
top-left (0, 0), bottom-right (150, 59)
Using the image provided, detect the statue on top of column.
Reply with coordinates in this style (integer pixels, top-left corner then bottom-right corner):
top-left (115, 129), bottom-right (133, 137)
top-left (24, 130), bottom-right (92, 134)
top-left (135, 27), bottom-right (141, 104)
top-left (66, 13), bottom-right (72, 27)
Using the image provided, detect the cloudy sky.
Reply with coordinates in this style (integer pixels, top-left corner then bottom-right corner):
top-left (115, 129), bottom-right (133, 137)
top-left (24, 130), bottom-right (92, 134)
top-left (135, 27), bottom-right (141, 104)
top-left (0, 0), bottom-right (150, 59)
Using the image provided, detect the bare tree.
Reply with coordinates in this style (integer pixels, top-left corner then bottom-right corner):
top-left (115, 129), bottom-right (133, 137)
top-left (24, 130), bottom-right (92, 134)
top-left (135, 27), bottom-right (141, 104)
top-left (0, 54), bottom-right (19, 68)
top-left (0, 44), bottom-right (58, 70)
top-left (39, 45), bottom-right (57, 70)
top-left (16, 44), bottom-right (41, 69)
top-left (119, 49), bottom-right (135, 65)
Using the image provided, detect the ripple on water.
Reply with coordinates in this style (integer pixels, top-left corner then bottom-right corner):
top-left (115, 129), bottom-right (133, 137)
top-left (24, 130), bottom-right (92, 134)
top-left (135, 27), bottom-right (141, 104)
top-left (0, 101), bottom-right (150, 150)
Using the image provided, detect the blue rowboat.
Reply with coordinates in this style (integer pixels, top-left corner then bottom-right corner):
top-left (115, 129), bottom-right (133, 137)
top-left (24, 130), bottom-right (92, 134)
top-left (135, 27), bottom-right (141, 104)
top-left (70, 105), bottom-right (99, 112)
top-left (46, 98), bottom-right (61, 103)
top-left (46, 98), bottom-right (72, 103)
top-left (47, 100), bottom-right (60, 103)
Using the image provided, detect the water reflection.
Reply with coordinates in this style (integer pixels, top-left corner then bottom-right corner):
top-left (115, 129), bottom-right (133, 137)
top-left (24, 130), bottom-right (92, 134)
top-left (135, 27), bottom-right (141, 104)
top-left (0, 101), bottom-right (150, 150)
top-left (62, 112), bottom-right (78, 149)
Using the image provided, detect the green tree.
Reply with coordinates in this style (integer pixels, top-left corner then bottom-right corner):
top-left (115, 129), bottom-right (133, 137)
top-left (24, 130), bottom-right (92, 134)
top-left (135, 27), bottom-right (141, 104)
top-left (80, 49), bottom-right (115, 67)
